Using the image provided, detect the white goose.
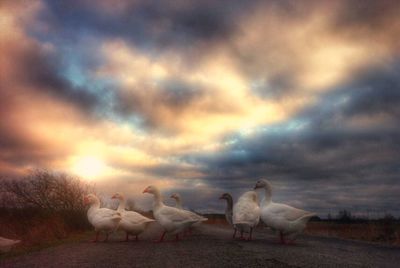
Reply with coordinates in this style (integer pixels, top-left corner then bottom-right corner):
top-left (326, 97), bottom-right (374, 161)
top-left (143, 185), bottom-right (199, 242)
top-left (170, 193), bottom-right (183, 209)
top-left (0, 237), bottom-right (21, 253)
top-left (84, 194), bottom-right (122, 242)
top-left (111, 193), bottom-right (155, 241)
top-left (170, 193), bottom-right (208, 223)
top-left (254, 179), bottom-right (316, 244)
top-left (232, 191), bottom-right (260, 240)
top-left (219, 193), bottom-right (237, 238)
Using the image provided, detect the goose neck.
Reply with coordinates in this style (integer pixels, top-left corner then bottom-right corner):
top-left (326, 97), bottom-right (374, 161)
top-left (152, 189), bottom-right (164, 209)
top-left (263, 186), bottom-right (272, 204)
top-left (88, 200), bottom-right (100, 214)
top-left (175, 198), bottom-right (183, 209)
top-left (225, 197), bottom-right (233, 212)
top-left (117, 198), bottom-right (126, 211)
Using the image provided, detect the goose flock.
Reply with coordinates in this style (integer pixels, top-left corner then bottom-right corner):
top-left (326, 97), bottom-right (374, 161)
top-left (1, 179), bottom-right (315, 253)
top-left (84, 179), bottom-right (315, 244)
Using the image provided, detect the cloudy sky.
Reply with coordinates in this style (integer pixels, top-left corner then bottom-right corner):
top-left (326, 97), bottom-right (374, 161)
top-left (1, 0), bottom-right (399, 216)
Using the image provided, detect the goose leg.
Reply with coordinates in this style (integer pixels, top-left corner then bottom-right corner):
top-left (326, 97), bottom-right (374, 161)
top-left (232, 228), bottom-right (237, 239)
top-left (175, 234), bottom-right (180, 242)
top-left (156, 231), bottom-right (167, 242)
top-left (248, 227), bottom-right (253, 241)
top-left (125, 232), bottom-right (129, 242)
top-left (104, 232), bottom-right (109, 242)
top-left (286, 233), bottom-right (297, 245)
top-left (240, 230), bottom-right (244, 240)
top-left (135, 235), bottom-right (139, 241)
top-left (91, 231), bottom-right (100, 242)
top-left (279, 232), bottom-right (286, 244)
top-left (183, 227), bottom-right (193, 237)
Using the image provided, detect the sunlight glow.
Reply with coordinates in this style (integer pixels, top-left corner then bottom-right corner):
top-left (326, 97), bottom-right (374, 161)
top-left (71, 156), bottom-right (107, 179)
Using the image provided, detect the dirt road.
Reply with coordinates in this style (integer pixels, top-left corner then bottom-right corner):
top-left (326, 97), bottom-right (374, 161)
top-left (1, 224), bottom-right (399, 267)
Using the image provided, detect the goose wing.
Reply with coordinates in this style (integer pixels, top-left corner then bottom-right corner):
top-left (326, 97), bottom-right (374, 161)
top-left (233, 200), bottom-right (260, 225)
top-left (267, 203), bottom-right (310, 221)
top-left (158, 206), bottom-right (196, 223)
top-left (122, 210), bottom-right (155, 224)
top-left (92, 207), bottom-right (121, 222)
top-left (182, 210), bottom-right (208, 221)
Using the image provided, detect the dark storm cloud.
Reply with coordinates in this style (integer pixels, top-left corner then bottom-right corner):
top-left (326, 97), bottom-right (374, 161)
top-left (0, 95), bottom-right (68, 175)
top-left (28, 0), bottom-right (400, 116)
top-left (0, 114), bottom-right (42, 168)
top-left (328, 0), bottom-right (400, 70)
top-left (250, 71), bottom-right (298, 99)
top-left (342, 64), bottom-right (400, 120)
top-left (40, 0), bottom-right (257, 50)
top-left (27, 0), bottom-right (269, 130)
top-left (333, 0), bottom-right (400, 31)
top-left (114, 79), bottom-right (205, 131)
top-left (4, 37), bottom-right (104, 114)
top-left (31, 0), bottom-right (400, 125)
top-left (191, 128), bottom-right (400, 188)
top-left (24, 53), bottom-right (102, 112)
top-left (184, 62), bottom-right (400, 213)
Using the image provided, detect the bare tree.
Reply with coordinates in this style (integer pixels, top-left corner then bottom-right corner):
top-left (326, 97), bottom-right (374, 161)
top-left (0, 169), bottom-right (94, 212)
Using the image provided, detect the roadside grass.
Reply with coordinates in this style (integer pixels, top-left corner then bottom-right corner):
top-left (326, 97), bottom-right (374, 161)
top-left (204, 214), bottom-right (400, 246)
top-left (0, 230), bottom-right (92, 261)
top-left (0, 210), bottom-right (92, 260)
top-left (304, 221), bottom-right (400, 246)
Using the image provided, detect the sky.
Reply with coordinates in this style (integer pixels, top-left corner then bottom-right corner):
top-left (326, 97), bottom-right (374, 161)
top-left (1, 0), bottom-right (400, 217)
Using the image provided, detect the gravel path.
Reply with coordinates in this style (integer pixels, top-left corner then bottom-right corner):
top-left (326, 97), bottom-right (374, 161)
top-left (1, 224), bottom-right (399, 267)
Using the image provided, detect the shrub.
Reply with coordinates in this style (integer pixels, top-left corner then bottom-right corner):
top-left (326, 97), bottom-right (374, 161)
top-left (0, 170), bottom-right (94, 246)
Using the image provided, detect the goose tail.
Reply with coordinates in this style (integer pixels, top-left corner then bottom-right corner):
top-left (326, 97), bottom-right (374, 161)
top-left (303, 212), bottom-right (316, 220)
top-left (296, 212), bottom-right (316, 225)
top-left (198, 216), bottom-right (208, 222)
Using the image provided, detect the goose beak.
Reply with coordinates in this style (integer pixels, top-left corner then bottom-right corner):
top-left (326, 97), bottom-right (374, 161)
top-left (111, 194), bottom-right (116, 199)
top-left (142, 187), bottom-right (149, 194)
top-left (83, 196), bottom-right (89, 205)
top-left (218, 195), bottom-right (224, 200)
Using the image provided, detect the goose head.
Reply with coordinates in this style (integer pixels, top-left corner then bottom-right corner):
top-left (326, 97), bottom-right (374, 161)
top-left (142, 185), bottom-right (158, 195)
top-left (83, 194), bottom-right (99, 205)
top-left (170, 193), bottom-right (181, 201)
top-left (111, 192), bottom-right (125, 201)
top-left (254, 179), bottom-right (271, 190)
top-left (219, 193), bottom-right (232, 201)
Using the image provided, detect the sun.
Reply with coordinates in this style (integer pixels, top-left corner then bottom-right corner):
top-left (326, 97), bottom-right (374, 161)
top-left (71, 156), bottom-right (107, 179)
